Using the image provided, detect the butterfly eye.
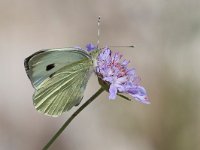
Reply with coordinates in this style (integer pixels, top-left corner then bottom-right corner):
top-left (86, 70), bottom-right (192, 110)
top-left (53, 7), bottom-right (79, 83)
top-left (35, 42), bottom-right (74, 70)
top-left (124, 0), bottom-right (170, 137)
top-left (46, 63), bottom-right (55, 71)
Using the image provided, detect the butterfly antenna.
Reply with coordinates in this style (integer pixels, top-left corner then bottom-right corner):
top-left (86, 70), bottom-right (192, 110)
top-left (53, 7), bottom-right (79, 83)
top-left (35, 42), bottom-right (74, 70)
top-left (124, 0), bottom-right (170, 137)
top-left (109, 45), bottom-right (135, 48)
top-left (97, 16), bottom-right (101, 48)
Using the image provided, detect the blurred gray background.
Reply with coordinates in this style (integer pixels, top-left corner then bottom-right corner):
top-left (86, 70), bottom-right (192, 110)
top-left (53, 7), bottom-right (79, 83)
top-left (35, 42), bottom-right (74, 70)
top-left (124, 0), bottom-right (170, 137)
top-left (0, 0), bottom-right (200, 150)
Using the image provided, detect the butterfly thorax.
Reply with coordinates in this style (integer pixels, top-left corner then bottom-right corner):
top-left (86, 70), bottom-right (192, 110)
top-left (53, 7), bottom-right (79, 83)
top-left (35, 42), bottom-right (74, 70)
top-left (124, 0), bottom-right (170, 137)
top-left (89, 49), bottom-right (101, 68)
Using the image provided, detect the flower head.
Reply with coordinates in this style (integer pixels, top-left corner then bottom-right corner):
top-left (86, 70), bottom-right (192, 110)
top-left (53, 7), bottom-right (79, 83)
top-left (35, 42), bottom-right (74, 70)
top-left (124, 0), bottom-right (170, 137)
top-left (74, 43), bottom-right (97, 52)
top-left (96, 47), bottom-right (150, 104)
top-left (86, 43), bottom-right (97, 52)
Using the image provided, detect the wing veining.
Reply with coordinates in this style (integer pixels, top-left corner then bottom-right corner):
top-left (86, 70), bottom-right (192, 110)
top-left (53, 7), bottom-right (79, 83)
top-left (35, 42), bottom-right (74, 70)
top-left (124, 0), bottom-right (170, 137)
top-left (33, 58), bottom-right (93, 116)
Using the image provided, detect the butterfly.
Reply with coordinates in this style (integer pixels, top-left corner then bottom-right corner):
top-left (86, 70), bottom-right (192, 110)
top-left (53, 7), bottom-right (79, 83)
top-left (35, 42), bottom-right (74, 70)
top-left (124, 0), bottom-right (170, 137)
top-left (24, 47), bottom-right (100, 117)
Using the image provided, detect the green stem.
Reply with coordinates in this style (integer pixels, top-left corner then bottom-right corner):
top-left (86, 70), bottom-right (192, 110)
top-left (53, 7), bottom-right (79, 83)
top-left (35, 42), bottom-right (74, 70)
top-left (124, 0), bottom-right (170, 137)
top-left (42, 87), bottom-right (105, 150)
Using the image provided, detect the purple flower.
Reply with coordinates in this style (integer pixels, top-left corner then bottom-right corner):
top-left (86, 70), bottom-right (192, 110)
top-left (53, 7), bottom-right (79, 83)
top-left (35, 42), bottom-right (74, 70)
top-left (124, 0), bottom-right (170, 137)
top-left (96, 47), bottom-right (150, 104)
top-left (86, 43), bottom-right (97, 52)
top-left (74, 43), bottom-right (97, 52)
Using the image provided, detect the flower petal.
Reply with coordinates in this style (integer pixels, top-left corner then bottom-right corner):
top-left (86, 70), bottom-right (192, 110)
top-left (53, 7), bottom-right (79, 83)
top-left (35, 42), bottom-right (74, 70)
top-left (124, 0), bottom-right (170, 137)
top-left (103, 76), bottom-right (114, 83)
top-left (128, 86), bottom-right (150, 104)
top-left (122, 60), bottom-right (130, 66)
top-left (86, 43), bottom-right (96, 52)
top-left (109, 84), bottom-right (117, 100)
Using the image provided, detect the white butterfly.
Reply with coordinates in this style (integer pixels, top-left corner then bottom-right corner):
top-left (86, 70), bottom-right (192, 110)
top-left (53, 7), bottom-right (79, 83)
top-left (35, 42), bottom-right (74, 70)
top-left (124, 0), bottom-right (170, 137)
top-left (25, 47), bottom-right (99, 117)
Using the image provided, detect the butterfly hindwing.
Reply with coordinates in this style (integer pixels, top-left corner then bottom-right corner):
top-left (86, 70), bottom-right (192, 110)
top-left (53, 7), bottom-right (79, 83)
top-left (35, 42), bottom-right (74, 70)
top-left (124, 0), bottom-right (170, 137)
top-left (34, 58), bottom-right (93, 116)
top-left (25, 48), bottom-right (93, 116)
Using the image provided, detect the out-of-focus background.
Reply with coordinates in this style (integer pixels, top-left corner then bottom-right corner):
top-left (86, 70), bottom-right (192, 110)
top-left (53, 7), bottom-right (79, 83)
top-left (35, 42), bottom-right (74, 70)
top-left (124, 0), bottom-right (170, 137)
top-left (0, 0), bottom-right (200, 150)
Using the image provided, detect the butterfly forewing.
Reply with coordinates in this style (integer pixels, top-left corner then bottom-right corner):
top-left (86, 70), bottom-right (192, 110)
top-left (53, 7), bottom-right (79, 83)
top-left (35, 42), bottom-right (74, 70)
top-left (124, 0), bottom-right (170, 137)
top-left (25, 48), bottom-right (93, 116)
top-left (25, 48), bottom-right (91, 88)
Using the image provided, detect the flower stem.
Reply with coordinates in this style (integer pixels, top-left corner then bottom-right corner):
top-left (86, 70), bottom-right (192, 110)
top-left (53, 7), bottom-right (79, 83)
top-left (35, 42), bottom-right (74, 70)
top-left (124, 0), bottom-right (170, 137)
top-left (42, 87), bottom-right (105, 150)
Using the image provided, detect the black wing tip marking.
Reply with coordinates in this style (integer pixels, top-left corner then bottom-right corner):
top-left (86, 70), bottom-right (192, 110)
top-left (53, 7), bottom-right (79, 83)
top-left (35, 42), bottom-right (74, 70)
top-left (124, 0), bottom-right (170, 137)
top-left (24, 48), bottom-right (89, 71)
top-left (24, 50), bottom-right (46, 71)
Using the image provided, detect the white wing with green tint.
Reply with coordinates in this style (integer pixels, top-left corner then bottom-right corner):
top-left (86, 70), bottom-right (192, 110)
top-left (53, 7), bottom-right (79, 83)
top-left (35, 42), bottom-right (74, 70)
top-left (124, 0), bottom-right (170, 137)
top-left (24, 48), bottom-right (93, 116)
top-left (25, 48), bottom-right (91, 88)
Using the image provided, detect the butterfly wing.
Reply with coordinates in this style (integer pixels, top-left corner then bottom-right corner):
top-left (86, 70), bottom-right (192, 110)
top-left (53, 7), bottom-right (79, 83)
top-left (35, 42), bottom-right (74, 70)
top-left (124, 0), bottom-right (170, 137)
top-left (25, 47), bottom-right (91, 88)
top-left (25, 48), bottom-right (93, 117)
